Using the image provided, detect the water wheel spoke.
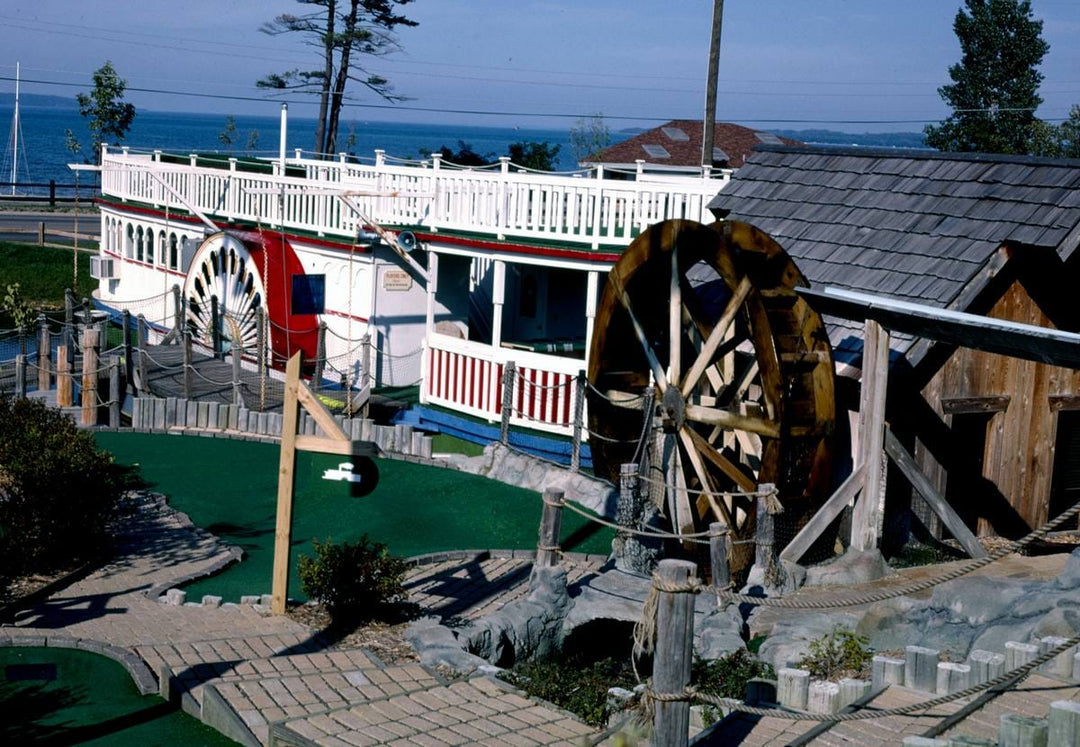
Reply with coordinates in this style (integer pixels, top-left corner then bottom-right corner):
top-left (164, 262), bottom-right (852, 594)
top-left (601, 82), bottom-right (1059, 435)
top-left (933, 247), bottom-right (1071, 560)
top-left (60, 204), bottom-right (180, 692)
top-left (669, 246), bottom-right (682, 385)
top-left (677, 428), bottom-right (733, 527)
top-left (611, 274), bottom-right (669, 392)
top-left (664, 433), bottom-right (694, 534)
top-left (684, 426), bottom-right (757, 493)
top-left (680, 276), bottom-right (752, 398)
top-left (684, 402), bottom-right (780, 438)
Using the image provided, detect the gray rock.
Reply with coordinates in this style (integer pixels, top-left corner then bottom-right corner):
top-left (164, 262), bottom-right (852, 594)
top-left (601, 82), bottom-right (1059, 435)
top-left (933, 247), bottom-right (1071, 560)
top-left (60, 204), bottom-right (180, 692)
top-left (804, 548), bottom-right (892, 588)
top-left (695, 605), bottom-right (746, 660)
top-left (404, 616), bottom-right (490, 675)
top-left (757, 612), bottom-right (863, 671)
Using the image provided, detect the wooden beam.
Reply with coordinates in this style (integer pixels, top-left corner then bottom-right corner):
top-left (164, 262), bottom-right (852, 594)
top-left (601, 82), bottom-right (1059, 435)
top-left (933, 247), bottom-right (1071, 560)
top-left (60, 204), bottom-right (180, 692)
top-left (884, 428), bottom-right (987, 559)
top-left (850, 319), bottom-right (889, 552)
top-left (271, 353), bottom-right (302, 615)
top-left (940, 395), bottom-right (1010, 415)
top-left (295, 434), bottom-right (378, 457)
top-left (296, 383), bottom-right (349, 440)
top-left (1049, 394), bottom-right (1080, 412)
top-left (779, 465), bottom-right (865, 563)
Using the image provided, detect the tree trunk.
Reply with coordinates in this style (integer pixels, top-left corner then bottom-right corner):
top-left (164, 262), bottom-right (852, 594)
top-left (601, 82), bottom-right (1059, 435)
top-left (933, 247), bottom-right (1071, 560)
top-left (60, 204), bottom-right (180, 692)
top-left (314, 0), bottom-right (337, 156)
top-left (326, 0), bottom-right (360, 156)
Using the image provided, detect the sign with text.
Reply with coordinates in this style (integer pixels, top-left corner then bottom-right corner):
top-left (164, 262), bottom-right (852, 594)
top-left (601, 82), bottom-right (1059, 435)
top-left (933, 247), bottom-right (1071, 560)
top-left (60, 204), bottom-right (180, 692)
top-left (383, 269), bottom-right (413, 291)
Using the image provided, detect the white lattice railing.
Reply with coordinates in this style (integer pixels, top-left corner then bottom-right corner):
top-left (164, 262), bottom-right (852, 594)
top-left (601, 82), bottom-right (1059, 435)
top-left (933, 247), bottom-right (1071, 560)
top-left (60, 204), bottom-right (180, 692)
top-left (421, 333), bottom-right (586, 436)
top-left (100, 147), bottom-right (729, 249)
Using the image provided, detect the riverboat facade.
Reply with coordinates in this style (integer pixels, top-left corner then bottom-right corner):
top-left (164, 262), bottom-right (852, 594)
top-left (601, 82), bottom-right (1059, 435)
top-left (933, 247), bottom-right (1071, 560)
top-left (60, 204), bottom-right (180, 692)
top-left (92, 139), bottom-right (729, 438)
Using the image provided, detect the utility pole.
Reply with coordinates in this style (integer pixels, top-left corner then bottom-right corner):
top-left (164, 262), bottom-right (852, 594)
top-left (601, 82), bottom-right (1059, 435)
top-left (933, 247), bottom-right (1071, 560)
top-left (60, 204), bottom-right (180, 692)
top-left (702, 0), bottom-right (725, 168)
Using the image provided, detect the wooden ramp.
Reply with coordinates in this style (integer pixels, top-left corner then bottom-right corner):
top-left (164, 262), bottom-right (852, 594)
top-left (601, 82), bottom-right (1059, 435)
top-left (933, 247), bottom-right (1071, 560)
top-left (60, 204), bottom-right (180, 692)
top-left (137, 344), bottom-right (287, 412)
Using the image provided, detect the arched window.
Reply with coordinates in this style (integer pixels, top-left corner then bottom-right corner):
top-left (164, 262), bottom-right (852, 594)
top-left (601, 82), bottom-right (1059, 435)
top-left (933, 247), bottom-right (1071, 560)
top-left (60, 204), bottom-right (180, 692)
top-left (146, 229), bottom-right (155, 265)
top-left (136, 227), bottom-right (144, 262)
top-left (125, 224), bottom-right (134, 258)
top-left (169, 233), bottom-right (178, 270)
top-left (159, 233), bottom-right (167, 267)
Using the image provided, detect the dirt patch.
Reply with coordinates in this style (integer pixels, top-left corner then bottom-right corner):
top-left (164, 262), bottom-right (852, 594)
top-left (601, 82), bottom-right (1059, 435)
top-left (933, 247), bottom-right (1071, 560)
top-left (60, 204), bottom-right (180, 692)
top-left (287, 604), bottom-right (420, 665)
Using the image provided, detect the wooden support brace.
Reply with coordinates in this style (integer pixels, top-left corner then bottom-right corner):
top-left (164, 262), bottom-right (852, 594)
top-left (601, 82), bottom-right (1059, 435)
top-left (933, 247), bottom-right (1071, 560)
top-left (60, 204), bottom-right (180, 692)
top-left (780, 465), bottom-right (865, 563)
top-left (850, 319), bottom-right (889, 552)
top-left (271, 353), bottom-right (302, 615)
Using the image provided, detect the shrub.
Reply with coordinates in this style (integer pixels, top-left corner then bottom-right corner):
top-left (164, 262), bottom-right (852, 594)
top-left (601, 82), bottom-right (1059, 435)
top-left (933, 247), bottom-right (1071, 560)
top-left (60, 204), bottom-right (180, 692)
top-left (0, 395), bottom-right (123, 583)
top-left (799, 627), bottom-right (872, 680)
top-left (499, 655), bottom-right (636, 728)
top-left (297, 536), bottom-right (407, 621)
top-left (693, 649), bottom-right (775, 725)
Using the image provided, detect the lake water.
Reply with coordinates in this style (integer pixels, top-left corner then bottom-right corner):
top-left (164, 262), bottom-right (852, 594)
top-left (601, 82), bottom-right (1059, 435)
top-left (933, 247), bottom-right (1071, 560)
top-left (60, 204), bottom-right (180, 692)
top-left (0, 105), bottom-right (588, 194)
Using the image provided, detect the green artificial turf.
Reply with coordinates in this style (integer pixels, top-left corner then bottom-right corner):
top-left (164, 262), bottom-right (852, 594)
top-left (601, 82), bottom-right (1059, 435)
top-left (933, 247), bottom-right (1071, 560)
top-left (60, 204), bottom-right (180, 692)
top-left (94, 432), bottom-right (612, 602)
top-left (0, 240), bottom-right (96, 312)
top-left (0, 647), bottom-right (236, 746)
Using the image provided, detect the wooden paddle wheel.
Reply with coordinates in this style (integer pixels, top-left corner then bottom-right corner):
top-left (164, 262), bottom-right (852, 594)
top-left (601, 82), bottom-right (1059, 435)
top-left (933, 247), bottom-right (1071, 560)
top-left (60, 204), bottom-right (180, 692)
top-left (587, 219), bottom-right (835, 575)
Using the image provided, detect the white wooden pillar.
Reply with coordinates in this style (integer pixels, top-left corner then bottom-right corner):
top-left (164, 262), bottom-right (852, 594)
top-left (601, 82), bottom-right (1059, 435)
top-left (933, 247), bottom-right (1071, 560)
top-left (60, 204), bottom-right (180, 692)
top-left (585, 270), bottom-right (599, 356)
top-left (492, 260), bottom-right (506, 350)
top-left (425, 252), bottom-right (439, 336)
top-left (850, 318), bottom-right (890, 551)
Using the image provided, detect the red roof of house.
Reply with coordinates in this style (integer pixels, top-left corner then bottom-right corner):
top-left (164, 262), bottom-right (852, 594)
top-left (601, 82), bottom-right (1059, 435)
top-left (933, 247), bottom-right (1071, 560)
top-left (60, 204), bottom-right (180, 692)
top-left (583, 119), bottom-right (801, 170)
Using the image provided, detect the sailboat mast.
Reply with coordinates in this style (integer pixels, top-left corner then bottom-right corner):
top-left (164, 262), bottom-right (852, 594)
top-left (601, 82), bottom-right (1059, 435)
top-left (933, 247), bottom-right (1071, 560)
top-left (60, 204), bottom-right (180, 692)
top-left (10, 61), bottom-right (18, 196)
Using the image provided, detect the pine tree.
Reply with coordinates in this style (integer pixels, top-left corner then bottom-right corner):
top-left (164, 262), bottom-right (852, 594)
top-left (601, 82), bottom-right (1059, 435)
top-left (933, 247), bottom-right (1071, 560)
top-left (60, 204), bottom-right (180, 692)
top-left (74, 61), bottom-right (137, 164)
top-left (924, 0), bottom-right (1049, 154)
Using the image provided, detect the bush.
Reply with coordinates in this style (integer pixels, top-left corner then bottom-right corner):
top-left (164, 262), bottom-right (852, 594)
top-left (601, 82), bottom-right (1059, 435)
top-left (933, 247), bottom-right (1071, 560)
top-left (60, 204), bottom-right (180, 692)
top-left (799, 627), bottom-right (872, 680)
top-left (499, 655), bottom-right (636, 728)
top-left (297, 536), bottom-right (407, 621)
top-left (693, 650), bottom-right (775, 725)
top-left (0, 395), bottom-right (123, 583)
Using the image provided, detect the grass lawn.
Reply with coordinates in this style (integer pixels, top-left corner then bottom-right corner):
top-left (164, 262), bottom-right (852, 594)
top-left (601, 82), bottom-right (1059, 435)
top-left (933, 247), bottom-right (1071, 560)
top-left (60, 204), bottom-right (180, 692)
top-left (0, 241), bottom-right (96, 328)
top-left (0, 647), bottom-right (236, 746)
top-left (94, 432), bottom-right (612, 602)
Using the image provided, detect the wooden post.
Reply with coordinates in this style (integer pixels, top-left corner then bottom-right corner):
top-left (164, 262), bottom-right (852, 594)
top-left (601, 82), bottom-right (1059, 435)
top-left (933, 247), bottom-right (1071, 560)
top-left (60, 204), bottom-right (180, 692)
top-left (360, 333), bottom-right (372, 418)
top-left (122, 309), bottom-right (134, 395)
top-left (755, 483), bottom-right (776, 572)
top-left (14, 354), bottom-right (26, 398)
top-left (536, 487), bottom-right (564, 568)
top-left (37, 221), bottom-right (45, 246)
top-left (232, 343), bottom-right (243, 406)
top-left (48, 179), bottom-right (56, 207)
top-left (37, 318), bottom-right (51, 391)
top-left (500, 361), bottom-right (516, 445)
top-left (271, 353), bottom-right (303, 615)
top-left (210, 295), bottom-right (221, 359)
top-left (81, 328), bottom-right (99, 426)
top-left (109, 357), bottom-right (121, 427)
top-left (137, 315), bottom-right (149, 394)
top-left (1049, 700), bottom-right (1080, 747)
top-left (851, 319), bottom-right (890, 551)
top-left (82, 297), bottom-right (91, 326)
top-left (652, 559), bottom-right (697, 747)
top-left (17, 325), bottom-right (26, 359)
top-left (57, 346), bottom-right (72, 406)
top-left (183, 331), bottom-right (193, 399)
top-left (710, 522), bottom-right (731, 594)
top-left (172, 284), bottom-right (183, 341)
top-left (64, 288), bottom-right (74, 327)
top-left (571, 371), bottom-right (586, 472)
top-left (313, 321), bottom-right (326, 391)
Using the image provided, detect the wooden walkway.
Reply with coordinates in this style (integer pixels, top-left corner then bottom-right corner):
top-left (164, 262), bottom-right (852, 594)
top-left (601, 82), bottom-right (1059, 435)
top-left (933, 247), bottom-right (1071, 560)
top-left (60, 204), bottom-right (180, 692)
top-left (709, 674), bottom-right (1080, 745)
top-left (137, 344), bottom-right (287, 412)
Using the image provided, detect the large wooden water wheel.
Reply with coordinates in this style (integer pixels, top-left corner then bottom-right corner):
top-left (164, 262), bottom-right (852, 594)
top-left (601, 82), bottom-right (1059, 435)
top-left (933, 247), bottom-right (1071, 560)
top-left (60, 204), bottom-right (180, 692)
top-left (588, 219), bottom-right (835, 574)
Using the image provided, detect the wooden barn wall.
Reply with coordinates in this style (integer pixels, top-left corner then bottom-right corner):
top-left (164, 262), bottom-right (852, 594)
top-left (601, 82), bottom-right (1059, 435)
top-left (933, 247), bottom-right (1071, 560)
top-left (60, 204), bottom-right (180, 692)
top-left (915, 279), bottom-right (1080, 536)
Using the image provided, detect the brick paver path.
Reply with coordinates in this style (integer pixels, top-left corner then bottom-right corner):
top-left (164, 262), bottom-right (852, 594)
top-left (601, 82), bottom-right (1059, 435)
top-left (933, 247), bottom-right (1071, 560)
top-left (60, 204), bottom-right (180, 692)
top-left (3, 492), bottom-right (604, 746)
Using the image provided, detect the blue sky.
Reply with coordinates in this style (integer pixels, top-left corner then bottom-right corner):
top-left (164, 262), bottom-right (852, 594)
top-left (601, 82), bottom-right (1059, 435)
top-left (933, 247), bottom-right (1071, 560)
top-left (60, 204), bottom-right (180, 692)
top-left (1, 0), bottom-right (1079, 132)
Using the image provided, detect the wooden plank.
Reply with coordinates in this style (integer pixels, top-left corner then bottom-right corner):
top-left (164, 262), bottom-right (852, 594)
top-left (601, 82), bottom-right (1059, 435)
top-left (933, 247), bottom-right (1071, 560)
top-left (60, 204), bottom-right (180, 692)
top-left (850, 320), bottom-right (889, 552)
top-left (271, 353), bottom-right (302, 615)
top-left (779, 465), bottom-right (865, 563)
top-left (940, 395), bottom-right (1010, 414)
top-left (884, 428), bottom-right (987, 559)
top-left (294, 434), bottom-right (378, 457)
top-left (296, 383), bottom-right (348, 440)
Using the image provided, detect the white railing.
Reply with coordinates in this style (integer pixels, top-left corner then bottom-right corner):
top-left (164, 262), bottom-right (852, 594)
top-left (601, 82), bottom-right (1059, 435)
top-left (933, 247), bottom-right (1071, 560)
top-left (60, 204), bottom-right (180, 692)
top-left (422, 333), bottom-right (585, 436)
top-left (100, 147), bottom-right (729, 249)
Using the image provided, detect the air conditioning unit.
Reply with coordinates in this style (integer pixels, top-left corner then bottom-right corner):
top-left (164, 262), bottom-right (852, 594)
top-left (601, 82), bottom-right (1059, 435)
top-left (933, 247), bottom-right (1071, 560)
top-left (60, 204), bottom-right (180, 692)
top-left (90, 256), bottom-right (117, 280)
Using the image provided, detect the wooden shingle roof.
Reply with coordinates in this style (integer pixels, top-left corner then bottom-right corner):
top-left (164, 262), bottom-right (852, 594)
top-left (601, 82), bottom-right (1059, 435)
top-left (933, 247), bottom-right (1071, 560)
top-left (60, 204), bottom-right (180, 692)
top-left (707, 145), bottom-right (1080, 365)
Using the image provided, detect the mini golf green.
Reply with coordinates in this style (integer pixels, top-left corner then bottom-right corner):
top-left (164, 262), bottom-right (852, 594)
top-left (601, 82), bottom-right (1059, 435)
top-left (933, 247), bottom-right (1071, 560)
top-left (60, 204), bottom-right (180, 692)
top-left (94, 432), bottom-right (612, 601)
top-left (0, 647), bottom-right (236, 745)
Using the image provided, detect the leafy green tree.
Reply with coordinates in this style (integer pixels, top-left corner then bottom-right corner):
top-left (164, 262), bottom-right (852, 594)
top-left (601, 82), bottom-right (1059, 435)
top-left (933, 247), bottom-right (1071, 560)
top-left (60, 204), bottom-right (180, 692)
top-left (508, 141), bottom-right (561, 171)
top-left (1, 283), bottom-right (35, 331)
top-left (426, 141), bottom-right (493, 167)
top-left (924, 0), bottom-right (1049, 154)
top-left (1053, 104), bottom-right (1080, 158)
top-left (258, 1), bottom-right (417, 157)
top-left (245, 129), bottom-right (261, 155)
top-left (569, 112), bottom-right (612, 164)
top-left (219, 116), bottom-right (238, 152)
top-left (74, 61), bottom-right (136, 164)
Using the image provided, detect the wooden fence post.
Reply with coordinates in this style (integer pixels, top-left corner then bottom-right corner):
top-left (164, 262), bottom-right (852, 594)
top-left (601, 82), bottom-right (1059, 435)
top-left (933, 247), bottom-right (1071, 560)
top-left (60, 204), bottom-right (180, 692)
top-left (652, 559), bottom-right (697, 747)
top-left (172, 284), bottom-right (183, 341)
top-left (37, 221), bottom-right (45, 246)
top-left (360, 333), bottom-right (372, 418)
top-left (500, 361), bottom-right (516, 445)
top-left (210, 295), bottom-right (221, 359)
top-left (851, 319), bottom-right (890, 551)
top-left (81, 328), bottom-right (99, 426)
top-left (109, 357), bottom-right (121, 427)
top-left (14, 354), bottom-right (26, 398)
top-left (536, 487), bottom-right (564, 568)
top-left (313, 321), bottom-right (326, 391)
top-left (710, 522), bottom-right (731, 595)
top-left (64, 288), bottom-right (74, 327)
top-left (137, 314), bottom-right (149, 394)
top-left (82, 297), bottom-right (91, 326)
top-left (56, 346), bottom-right (72, 406)
top-left (122, 309), bottom-right (133, 395)
top-left (232, 342), bottom-right (243, 406)
top-left (183, 331), bottom-right (193, 400)
top-left (755, 483), bottom-right (777, 573)
top-left (37, 317), bottom-right (51, 391)
top-left (571, 370), bottom-right (586, 472)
